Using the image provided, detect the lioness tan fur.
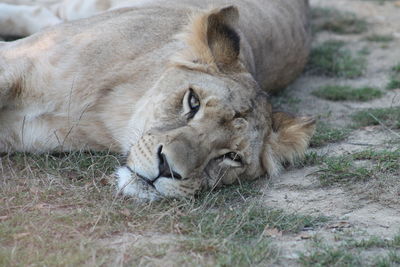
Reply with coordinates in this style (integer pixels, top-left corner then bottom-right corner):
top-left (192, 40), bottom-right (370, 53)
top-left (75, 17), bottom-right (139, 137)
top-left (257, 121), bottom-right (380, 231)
top-left (0, 0), bottom-right (315, 200)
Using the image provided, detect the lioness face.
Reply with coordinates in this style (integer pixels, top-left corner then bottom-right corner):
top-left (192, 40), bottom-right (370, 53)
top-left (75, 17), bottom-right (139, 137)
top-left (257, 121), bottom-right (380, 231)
top-left (116, 6), bottom-right (315, 200)
top-left (121, 68), bottom-right (269, 198)
top-left (118, 67), bottom-right (314, 200)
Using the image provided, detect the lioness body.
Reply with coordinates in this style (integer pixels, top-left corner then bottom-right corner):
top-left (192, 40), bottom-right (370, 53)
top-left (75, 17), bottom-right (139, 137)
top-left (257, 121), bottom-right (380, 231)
top-left (0, 0), bottom-right (314, 199)
top-left (0, 0), bottom-right (309, 152)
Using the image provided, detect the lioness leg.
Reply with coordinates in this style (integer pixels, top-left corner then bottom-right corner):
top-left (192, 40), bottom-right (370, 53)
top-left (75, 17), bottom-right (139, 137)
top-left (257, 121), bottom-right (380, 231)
top-left (0, 3), bottom-right (61, 37)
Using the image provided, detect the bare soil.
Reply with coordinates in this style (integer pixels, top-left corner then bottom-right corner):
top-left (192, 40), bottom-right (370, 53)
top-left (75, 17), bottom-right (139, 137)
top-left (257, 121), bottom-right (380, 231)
top-left (263, 0), bottom-right (400, 263)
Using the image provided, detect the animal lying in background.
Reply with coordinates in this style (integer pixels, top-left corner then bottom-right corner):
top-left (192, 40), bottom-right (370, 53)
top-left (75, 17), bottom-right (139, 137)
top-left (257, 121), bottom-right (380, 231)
top-left (0, 0), bottom-right (315, 201)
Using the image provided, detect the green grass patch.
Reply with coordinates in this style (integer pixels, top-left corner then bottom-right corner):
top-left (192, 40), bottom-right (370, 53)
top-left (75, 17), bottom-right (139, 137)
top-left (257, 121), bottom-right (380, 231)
top-left (392, 63), bottom-right (400, 73)
top-left (358, 47), bottom-right (370, 56)
top-left (316, 149), bottom-right (400, 186)
top-left (351, 107), bottom-right (400, 128)
top-left (312, 85), bottom-right (383, 101)
top-left (346, 234), bottom-right (400, 249)
top-left (299, 245), bottom-right (362, 266)
top-left (317, 156), bottom-right (373, 185)
top-left (374, 252), bottom-right (400, 267)
top-left (352, 149), bottom-right (400, 173)
top-left (387, 79), bottom-right (400, 90)
top-left (295, 152), bottom-right (325, 167)
top-left (300, 234), bottom-right (400, 267)
top-left (387, 63), bottom-right (400, 90)
top-left (365, 34), bottom-right (394, 43)
top-left (311, 8), bottom-right (368, 34)
top-left (307, 40), bottom-right (366, 78)
top-left (310, 122), bottom-right (350, 147)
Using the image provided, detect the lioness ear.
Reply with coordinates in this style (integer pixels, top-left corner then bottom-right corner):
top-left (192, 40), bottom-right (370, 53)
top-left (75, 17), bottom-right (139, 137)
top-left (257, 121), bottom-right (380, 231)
top-left (173, 6), bottom-right (241, 72)
top-left (263, 112), bottom-right (316, 176)
top-left (207, 6), bottom-right (240, 67)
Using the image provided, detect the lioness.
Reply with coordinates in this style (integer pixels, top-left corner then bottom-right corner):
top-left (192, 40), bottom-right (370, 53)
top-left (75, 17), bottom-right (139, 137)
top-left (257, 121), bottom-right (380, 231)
top-left (0, 0), bottom-right (315, 201)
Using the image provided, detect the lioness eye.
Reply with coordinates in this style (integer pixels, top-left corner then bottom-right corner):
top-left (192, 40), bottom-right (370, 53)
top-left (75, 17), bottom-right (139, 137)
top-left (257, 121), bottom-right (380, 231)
top-left (225, 152), bottom-right (242, 163)
top-left (188, 89), bottom-right (200, 111)
top-left (186, 89), bottom-right (200, 119)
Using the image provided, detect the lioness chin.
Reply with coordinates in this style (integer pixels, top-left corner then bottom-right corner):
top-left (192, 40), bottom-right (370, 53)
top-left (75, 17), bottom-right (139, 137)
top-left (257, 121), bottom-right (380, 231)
top-left (0, 0), bottom-right (315, 201)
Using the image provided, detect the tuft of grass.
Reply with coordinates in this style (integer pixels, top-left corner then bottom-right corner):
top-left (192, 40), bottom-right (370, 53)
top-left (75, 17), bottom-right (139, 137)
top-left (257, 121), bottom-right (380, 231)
top-left (299, 244), bottom-right (362, 266)
top-left (307, 40), bottom-right (366, 78)
top-left (374, 252), bottom-right (400, 267)
top-left (351, 107), bottom-right (400, 128)
top-left (317, 156), bottom-right (373, 186)
top-left (311, 8), bottom-right (368, 34)
top-left (387, 63), bottom-right (400, 90)
top-left (387, 79), bottom-right (400, 90)
top-left (316, 149), bottom-right (400, 186)
top-left (358, 47), bottom-right (370, 56)
top-left (365, 34), bottom-right (394, 43)
top-left (312, 85), bottom-right (383, 101)
top-left (295, 152), bottom-right (325, 167)
top-left (346, 234), bottom-right (400, 249)
top-left (392, 63), bottom-right (400, 73)
top-left (300, 234), bottom-right (400, 266)
top-left (352, 149), bottom-right (400, 172)
top-left (310, 122), bottom-right (350, 147)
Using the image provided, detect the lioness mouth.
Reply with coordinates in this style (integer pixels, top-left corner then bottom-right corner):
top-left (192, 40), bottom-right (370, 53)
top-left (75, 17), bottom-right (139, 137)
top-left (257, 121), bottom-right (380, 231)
top-left (126, 166), bottom-right (156, 188)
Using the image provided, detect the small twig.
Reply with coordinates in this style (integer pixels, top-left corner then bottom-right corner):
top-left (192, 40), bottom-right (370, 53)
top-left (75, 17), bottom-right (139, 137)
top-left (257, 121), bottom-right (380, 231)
top-left (90, 212), bottom-right (103, 233)
top-left (6, 203), bottom-right (87, 211)
top-left (345, 142), bottom-right (375, 146)
top-left (21, 115), bottom-right (26, 150)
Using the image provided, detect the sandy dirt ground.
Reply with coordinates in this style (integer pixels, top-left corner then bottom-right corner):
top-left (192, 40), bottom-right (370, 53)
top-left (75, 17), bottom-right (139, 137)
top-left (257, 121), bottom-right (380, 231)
top-left (261, 0), bottom-right (400, 264)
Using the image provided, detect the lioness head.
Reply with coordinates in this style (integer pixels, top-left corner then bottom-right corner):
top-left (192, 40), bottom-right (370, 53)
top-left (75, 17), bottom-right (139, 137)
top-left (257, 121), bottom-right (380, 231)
top-left (117, 6), bottom-right (315, 200)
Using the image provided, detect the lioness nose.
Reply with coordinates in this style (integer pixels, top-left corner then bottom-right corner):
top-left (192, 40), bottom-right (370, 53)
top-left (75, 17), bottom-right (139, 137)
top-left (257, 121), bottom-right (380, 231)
top-left (157, 146), bottom-right (183, 180)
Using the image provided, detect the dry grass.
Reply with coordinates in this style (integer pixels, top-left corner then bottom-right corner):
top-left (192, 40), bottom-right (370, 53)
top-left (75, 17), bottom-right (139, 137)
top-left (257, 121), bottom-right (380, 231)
top-left (0, 152), bottom-right (329, 266)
